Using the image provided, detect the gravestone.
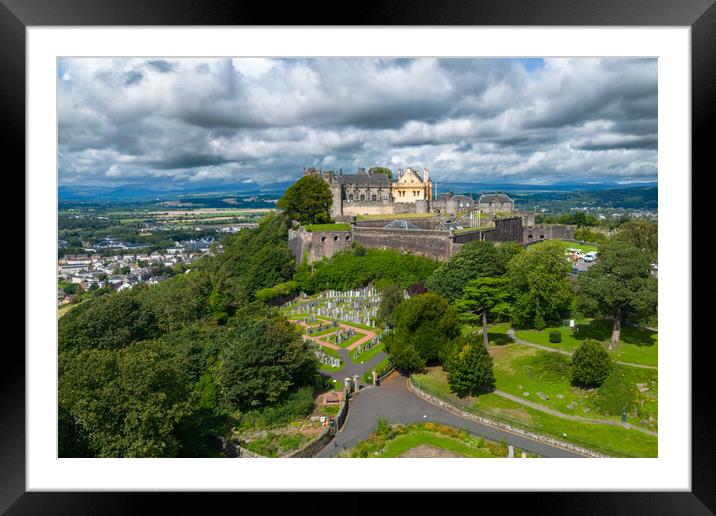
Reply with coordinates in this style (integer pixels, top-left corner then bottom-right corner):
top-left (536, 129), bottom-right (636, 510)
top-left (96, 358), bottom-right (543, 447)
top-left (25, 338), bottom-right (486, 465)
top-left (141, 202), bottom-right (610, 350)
top-left (508, 445), bottom-right (514, 458)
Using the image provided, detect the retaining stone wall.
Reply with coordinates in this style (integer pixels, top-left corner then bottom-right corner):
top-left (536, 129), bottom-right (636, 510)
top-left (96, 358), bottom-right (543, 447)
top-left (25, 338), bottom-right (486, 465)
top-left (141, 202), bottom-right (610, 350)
top-left (407, 377), bottom-right (608, 458)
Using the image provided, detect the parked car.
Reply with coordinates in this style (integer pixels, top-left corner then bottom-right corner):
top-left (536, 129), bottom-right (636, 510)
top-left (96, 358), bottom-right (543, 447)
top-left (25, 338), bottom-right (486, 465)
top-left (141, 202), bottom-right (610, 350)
top-left (583, 251), bottom-right (598, 262)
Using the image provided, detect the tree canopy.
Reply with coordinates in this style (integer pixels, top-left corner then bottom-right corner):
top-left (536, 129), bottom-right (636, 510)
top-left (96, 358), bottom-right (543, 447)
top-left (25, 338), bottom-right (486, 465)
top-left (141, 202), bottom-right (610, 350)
top-left (276, 174), bottom-right (333, 224)
top-left (390, 292), bottom-right (459, 365)
top-left (612, 220), bottom-right (658, 262)
top-left (455, 276), bottom-right (511, 347)
top-left (218, 316), bottom-right (317, 410)
top-left (571, 339), bottom-right (613, 387)
top-left (425, 241), bottom-right (505, 302)
top-left (577, 240), bottom-right (657, 346)
top-left (507, 241), bottom-right (574, 329)
top-left (444, 336), bottom-right (495, 396)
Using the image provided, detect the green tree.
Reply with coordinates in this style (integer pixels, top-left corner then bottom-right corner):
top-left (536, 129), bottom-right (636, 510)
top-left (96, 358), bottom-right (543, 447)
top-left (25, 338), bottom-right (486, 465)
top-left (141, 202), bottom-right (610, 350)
top-left (507, 241), bottom-right (574, 329)
top-left (577, 240), bottom-right (657, 348)
top-left (455, 276), bottom-right (511, 347)
top-left (368, 167), bottom-right (393, 179)
top-left (377, 283), bottom-right (404, 328)
top-left (444, 336), bottom-right (495, 396)
top-left (571, 339), bottom-right (613, 387)
top-left (277, 174), bottom-right (333, 225)
top-left (58, 289), bottom-right (160, 351)
top-left (613, 220), bottom-right (658, 262)
top-left (426, 241), bottom-right (502, 302)
top-left (384, 332), bottom-right (425, 373)
top-left (218, 316), bottom-right (317, 410)
top-left (58, 340), bottom-right (195, 457)
top-left (392, 292), bottom-right (459, 363)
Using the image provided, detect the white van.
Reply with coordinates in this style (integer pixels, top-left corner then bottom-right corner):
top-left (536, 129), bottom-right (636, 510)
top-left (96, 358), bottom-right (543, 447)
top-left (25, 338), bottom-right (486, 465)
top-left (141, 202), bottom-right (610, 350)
top-left (583, 251), bottom-right (598, 262)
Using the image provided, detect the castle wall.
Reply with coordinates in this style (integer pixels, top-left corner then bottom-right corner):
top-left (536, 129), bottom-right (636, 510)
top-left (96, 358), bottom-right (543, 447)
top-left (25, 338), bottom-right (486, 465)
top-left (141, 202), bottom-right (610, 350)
top-left (352, 226), bottom-right (455, 262)
top-left (484, 216), bottom-right (523, 243)
top-left (522, 224), bottom-right (576, 243)
top-left (288, 228), bottom-right (353, 266)
top-left (354, 218), bottom-right (442, 230)
top-left (340, 201), bottom-right (417, 216)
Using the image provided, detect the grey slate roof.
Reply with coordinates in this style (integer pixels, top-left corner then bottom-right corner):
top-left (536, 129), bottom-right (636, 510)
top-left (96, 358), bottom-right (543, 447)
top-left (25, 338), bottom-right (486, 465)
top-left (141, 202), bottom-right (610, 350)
top-left (336, 174), bottom-right (394, 187)
top-left (478, 193), bottom-right (513, 204)
top-left (383, 220), bottom-right (419, 230)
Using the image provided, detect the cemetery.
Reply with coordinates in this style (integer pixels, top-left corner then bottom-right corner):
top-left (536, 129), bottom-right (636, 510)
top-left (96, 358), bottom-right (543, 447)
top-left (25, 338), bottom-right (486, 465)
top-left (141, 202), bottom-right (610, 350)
top-left (283, 287), bottom-right (389, 376)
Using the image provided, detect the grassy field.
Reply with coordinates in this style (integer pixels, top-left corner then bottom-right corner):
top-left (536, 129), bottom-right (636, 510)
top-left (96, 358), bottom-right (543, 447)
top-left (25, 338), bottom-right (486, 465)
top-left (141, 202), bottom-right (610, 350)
top-left (304, 223), bottom-right (351, 232)
top-left (356, 212), bottom-right (437, 221)
top-left (412, 368), bottom-right (658, 458)
top-left (364, 356), bottom-right (393, 383)
top-left (57, 301), bottom-right (87, 318)
top-left (337, 320), bottom-right (378, 332)
top-left (528, 239), bottom-right (600, 254)
top-left (345, 422), bottom-right (517, 458)
top-left (350, 342), bottom-right (385, 364)
top-left (462, 322), bottom-right (515, 345)
top-left (514, 319), bottom-right (658, 366)
top-left (490, 344), bottom-right (657, 429)
top-left (326, 332), bottom-right (364, 349)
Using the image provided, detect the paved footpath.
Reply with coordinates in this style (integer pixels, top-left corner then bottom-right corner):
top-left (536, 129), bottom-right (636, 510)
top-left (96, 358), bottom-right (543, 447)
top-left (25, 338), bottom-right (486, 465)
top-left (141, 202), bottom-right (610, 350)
top-left (315, 372), bottom-right (586, 458)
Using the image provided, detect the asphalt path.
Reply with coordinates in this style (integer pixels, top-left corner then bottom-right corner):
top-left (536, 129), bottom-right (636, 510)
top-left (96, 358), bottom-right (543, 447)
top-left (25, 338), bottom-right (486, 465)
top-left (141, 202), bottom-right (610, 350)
top-left (315, 372), bottom-right (586, 458)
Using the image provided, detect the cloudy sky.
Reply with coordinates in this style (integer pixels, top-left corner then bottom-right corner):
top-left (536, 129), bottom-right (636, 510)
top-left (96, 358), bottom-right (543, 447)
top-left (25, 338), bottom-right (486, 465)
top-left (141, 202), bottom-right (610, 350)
top-left (58, 57), bottom-right (657, 189)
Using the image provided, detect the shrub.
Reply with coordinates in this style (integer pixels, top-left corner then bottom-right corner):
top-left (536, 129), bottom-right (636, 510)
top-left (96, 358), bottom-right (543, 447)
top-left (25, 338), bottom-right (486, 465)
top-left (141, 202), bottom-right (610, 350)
top-left (591, 370), bottom-right (638, 416)
top-left (571, 339), bottom-right (613, 387)
top-left (375, 418), bottom-right (395, 440)
top-left (529, 351), bottom-right (571, 382)
top-left (445, 336), bottom-right (495, 397)
top-left (549, 331), bottom-right (562, 343)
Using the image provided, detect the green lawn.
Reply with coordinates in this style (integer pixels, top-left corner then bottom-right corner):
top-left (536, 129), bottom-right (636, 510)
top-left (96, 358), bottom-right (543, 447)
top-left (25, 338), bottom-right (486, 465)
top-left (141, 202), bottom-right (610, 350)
top-left (412, 368), bottom-right (657, 458)
top-left (304, 223), bottom-right (351, 232)
top-left (306, 326), bottom-right (339, 337)
top-left (356, 212), bottom-right (437, 221)
top-left (338, 320), bottom-right (378, 332)
top-left (346, 422), bottom-right (518, 458)
top-left (490, 345), bottom-right (657, 429)
top-left (350, 342), bottom-right (385, 364)
top-left (461, 322), bottom-right (514, 346)
top-left (364, 356), bottom-right (393, 383)
top-left (515, 319), bottom-right (658, 367)
top-left (326, 332), bottom-right (365, 349)
top-left (529, 239), bottom-right (600, 254)
top-left (378, 430), bottom-right (500, 458)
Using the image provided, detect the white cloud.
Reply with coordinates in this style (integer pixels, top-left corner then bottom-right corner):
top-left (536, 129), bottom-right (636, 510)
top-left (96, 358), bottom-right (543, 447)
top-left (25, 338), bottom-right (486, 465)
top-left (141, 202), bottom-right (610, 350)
top-left (58, 57), bottom-right (657, 187)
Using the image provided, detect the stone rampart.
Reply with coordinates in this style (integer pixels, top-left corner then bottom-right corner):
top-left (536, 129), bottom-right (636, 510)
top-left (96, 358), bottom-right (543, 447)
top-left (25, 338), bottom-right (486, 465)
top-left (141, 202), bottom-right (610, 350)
top-left (523, 224), bottom-right (576, 243)
top-left (352, 226), bottom-right (454, 262)
top-left (288, 228), bottom-right (353, 266)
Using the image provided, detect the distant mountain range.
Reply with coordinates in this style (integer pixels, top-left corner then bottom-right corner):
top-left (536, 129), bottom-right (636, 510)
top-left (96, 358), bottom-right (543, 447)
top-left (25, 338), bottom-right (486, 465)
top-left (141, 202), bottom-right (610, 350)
top-left (58, 179), bottom-right (657, 202)
top-left (58, 181), bottom-right (294, 201)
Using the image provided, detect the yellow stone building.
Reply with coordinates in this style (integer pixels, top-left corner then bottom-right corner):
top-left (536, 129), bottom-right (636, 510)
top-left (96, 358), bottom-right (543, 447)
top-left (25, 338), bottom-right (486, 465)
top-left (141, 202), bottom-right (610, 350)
top-left (391, 167), bottom-right (433, 203)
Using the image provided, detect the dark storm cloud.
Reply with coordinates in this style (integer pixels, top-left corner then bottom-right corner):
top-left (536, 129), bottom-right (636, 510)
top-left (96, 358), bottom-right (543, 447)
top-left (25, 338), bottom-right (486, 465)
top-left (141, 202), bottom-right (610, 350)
top-left (57, 57), bottom-right (658, 188)
top-left (575, 136), bottom-right (658, 151)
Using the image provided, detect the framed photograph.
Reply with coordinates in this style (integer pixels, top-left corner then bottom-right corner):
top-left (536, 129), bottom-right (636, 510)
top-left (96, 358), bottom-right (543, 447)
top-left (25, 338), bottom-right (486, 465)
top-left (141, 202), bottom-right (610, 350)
top-left (5, 0), bottom-right (710, 512)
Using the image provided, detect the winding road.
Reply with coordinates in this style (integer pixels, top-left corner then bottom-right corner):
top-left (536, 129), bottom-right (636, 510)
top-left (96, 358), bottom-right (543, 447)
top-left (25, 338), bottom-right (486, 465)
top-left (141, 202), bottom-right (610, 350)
top-left (315, 372), bottom-right (587, 458)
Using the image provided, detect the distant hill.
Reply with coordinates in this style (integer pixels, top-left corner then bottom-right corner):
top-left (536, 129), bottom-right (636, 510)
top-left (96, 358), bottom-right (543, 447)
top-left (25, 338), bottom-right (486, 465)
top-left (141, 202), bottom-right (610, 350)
top-left (58, 181), bottom-right (293, 202)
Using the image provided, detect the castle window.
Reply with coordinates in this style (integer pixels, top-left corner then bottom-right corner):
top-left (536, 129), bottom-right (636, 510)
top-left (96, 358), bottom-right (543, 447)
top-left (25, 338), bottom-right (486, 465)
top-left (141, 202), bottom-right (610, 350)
top-left (372, 194), bottom-right (377, 201)
top-left (360, 194), bottom-right (365, 201)
top-left (334, 236), bottom-right (339, 241)
top-left (321, 236), bottom-right (327, 242)
top-left (346, 235), bottom-right (351, 241)
top-left (348, 194), bottom-right (353, 201)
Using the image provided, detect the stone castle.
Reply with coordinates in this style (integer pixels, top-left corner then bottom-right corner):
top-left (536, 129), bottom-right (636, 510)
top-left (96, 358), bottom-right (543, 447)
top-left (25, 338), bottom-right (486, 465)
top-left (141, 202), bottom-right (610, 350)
top-left (304, 166), bottom-right (521, 220)
top-left (290, 166), bottom-right (576, 264)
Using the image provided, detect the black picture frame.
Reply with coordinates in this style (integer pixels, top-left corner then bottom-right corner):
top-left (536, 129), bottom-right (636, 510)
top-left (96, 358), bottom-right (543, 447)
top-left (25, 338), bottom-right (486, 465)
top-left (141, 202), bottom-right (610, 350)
top-left (3, 0), bottom-right (709, 513)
